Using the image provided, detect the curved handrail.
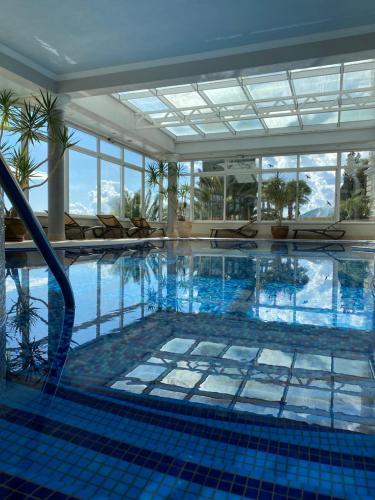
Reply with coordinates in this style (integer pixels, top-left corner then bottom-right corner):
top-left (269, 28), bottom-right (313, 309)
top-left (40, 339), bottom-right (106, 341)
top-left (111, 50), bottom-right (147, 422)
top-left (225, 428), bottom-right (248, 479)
top-left (0, 152), bottom-right (75, 310)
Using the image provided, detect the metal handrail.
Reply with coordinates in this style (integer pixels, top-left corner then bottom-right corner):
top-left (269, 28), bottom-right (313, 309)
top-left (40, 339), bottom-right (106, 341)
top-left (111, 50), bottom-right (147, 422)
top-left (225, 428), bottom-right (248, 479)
top-left (0, 152), bottom-right (75, 310)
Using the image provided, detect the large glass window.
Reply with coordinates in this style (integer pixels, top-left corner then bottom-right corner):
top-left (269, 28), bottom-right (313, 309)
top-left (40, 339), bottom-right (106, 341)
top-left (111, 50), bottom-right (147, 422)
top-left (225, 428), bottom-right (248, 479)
top-left (100, 140), bottom-right (121, 159)
top-left (261, 172), bottom-right (297, 220)
top-left (124, 168), bottom-right (142, 218)
top-left (69, 127), bottom-right (97, 151)
top-left (298, 171), bottom-right (336, 220)
top-left (339, 151), bottom-right (374, 220)
top-left (226, 173), bottom-right (258, 220)
top-left (178, 173), bottom-right (191, 220)
top-left (194, 176), bottom-right (224, 220)
top-left (125, 149), bottom-right (143, 167)
top-left (63, 121), bottom-right (375, 224)
top-left (69, 150), bottom-right (97, 215)
top-left (100, 160), bottom-right (121, 215)
top-left (194, 160), bottom-right (225, 173)
top-left (262, 155), bottom-right (297, 169)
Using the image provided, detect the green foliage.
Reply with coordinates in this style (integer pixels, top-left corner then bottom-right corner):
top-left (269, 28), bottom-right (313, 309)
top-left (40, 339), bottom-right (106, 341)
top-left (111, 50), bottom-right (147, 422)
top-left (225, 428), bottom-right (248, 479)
top-left (0, 88), bottom-right (77, 215)
top-left (7, 148), bottom-right (40, 191)
top-left (260, 257), bottom-right (309, 302)
top-left (340, 152), bottom-right (371, 220)
top-left (262, 175), bottom-right (313, 223)
top-left (145, 160), bottom-right (190, 220)
top-left (262, 174), bottom-right (289, 224)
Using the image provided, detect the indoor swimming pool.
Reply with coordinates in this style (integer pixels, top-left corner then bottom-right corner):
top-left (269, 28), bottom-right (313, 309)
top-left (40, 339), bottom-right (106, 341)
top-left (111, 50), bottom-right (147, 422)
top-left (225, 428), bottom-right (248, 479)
top-left (0, 240), bottom-right (374, 499)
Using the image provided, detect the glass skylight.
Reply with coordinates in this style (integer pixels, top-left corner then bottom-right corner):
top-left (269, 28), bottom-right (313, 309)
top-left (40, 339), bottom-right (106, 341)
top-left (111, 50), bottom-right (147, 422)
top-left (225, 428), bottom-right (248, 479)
top-left (247, 80), bottom-right (292, 100)
top-left (203, 86), bottom-right (246, 104)
top-left (196, 123), bottom-right (229, 134)
top-left (293, 74), bottom-right (340, 95)
top-left (263, 115), bottom-right (299, 128)
top-left (128, 96), bottom-right (168, 112)
top-left (301, 112), bottom-right (338, 126)
top-left (229, 119), bottom-right (263, 131)
top-left (340, 109), bottom-right (375, 122)
top-left (165, 126), bottom-right (199, 136)
top-left (342, 69), bottom-right (375, 90)
top-left (164, 92), bottom-right (206, 108)
top-left (113, 58), bottom-right (375, 141)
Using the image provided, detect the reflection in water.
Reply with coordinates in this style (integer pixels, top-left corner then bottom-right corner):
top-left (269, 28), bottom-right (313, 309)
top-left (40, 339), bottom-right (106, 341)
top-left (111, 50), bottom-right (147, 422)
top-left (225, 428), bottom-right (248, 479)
top-left (2, 242), bottom-right (375, 372)
top-left (4, 262), bottom-right (73, 383)
top-left (338, 260), bottom-right (369, 313)
top-left (259, 256), bottom-right (309, 304)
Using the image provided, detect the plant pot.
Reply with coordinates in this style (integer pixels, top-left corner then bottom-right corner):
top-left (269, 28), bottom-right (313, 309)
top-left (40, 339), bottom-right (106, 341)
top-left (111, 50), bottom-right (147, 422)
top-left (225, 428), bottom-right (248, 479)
top-left (5, 217), bottom-right (26, 242)
top-left (271, 225), bottom-right (289, 239)
top-left (177, 220), bottom-right (192, 238)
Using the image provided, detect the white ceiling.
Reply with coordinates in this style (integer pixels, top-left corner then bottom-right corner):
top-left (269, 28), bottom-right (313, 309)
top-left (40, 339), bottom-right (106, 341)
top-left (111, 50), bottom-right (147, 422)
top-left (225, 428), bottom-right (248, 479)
top-left (1, 0), bottom-right (375, 94)
top-left (0, 0), bottom-right (374, 75)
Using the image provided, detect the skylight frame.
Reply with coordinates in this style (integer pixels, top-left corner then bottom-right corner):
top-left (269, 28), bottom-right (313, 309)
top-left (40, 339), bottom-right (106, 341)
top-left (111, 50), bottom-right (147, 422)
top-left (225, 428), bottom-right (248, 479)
top-left (113, 58), bottom-right (375, 141)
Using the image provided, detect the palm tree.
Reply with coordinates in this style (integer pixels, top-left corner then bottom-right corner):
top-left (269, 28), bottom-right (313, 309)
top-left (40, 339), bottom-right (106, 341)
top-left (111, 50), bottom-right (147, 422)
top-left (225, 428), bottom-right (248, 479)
top-left (340, 152), bottom-right (370, 220)
top-left (194, 176), bottom-right (224, 220)
top-left (0, 90), bottom-right (77, 217)
top-left (285, 180), bottom-right (312, 219)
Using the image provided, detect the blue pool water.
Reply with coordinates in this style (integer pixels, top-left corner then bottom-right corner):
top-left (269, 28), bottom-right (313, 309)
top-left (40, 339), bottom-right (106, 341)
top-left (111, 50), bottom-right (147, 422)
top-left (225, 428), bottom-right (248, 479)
top-left (1, 240), bottom-right (374, 499)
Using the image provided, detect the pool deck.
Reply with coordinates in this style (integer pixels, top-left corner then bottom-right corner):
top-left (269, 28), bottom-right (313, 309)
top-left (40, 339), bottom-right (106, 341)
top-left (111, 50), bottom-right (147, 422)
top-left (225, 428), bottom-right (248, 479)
top-left (5, 236), bottom-right (375, 251)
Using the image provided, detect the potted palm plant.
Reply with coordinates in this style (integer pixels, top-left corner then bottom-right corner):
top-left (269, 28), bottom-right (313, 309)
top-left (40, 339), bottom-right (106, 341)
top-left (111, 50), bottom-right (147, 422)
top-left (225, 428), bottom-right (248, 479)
top-left (0, 89), bottom-right (76, 241)
top-left (262, 174), bottom-right (289, 238)
top-left (146, 160), bottom-right (192, 237)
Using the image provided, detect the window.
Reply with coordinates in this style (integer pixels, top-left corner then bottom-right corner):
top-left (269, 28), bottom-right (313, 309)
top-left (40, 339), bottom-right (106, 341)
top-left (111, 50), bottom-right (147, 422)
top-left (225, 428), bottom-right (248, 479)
top-left (100, 140), bottom-right (121, 159)
top-left (339, 151), bottom-right (374, 220)
top-left (69, 150), bottom-right (97, 215)
top-left (124, 168), bottom-right (142, 218)
top-left (194, 176), bottom-right (224, 220)
top-left (298, 171), bottom-right (336, 220)
top-left (178, 173), bottom-right (191, 220)
top-left (261, 172), bottom-right (297, 220)
top-left (300, 153), bottom-right (337, 168)
top-left (69, 127), bottom-right (97, 151)
top-left (125, 148), bottom-right (142, 167)
top-left (263, 155), bottom-right (297, 169)
top-left (29, 140), bottom-right (48, 212)
top-left (194, 160), bottom-right (225, 173)
top-left (100, 160), bottom-right (121, 215)
top-left (226, 173), bottom-right (258, 220)
top-left (227, 158), bottom-right (258, 171)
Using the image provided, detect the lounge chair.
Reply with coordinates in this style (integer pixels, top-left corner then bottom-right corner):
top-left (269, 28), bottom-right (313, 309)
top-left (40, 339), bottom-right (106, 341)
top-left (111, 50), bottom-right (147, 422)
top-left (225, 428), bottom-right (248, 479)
top-left (292, 220), bottom-right (346, 240)
top-left (96, 214), bottom-right (129, 238)
top-left (210, 240), bottom-right (258, 250)
top-left (64, 212), bottom-right (94, 239)
top-left (129, 217), bottom-right (166, 238)
top-left (210, 217), bottom-right (258, 238)
top-left (292, 242), bottom-right (345, 253)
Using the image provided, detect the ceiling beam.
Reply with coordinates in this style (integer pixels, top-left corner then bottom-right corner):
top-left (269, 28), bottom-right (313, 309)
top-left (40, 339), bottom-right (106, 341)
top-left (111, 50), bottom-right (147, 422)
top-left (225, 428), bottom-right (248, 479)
top-left (66, 95), bottom-right (175, 155)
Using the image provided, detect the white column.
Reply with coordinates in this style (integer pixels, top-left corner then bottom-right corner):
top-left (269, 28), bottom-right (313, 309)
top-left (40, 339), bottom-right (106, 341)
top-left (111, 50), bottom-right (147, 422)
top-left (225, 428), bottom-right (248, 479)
top-left (166, 154), bottom-right (179, 237)
top-left (48, 96), bottom-right (70, 241)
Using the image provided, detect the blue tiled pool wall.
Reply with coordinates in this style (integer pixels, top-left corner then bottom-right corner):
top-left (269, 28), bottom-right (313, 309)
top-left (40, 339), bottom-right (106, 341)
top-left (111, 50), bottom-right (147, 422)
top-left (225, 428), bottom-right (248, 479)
top-left (0, 377), bottom-right (374, 499)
